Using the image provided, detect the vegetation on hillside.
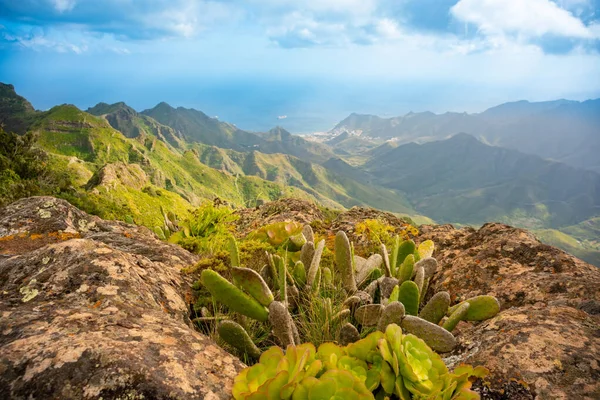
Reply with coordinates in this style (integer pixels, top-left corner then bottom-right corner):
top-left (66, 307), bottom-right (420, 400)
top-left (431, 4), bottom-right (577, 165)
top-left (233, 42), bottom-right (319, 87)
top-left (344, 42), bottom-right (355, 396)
top-left (178, 209), bottom-right (497, 399)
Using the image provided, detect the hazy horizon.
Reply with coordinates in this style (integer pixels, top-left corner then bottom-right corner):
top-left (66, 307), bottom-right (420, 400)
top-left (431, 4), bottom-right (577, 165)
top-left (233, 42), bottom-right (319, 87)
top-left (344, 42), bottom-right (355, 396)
top-left (2, 0), bottom-right (600, 132)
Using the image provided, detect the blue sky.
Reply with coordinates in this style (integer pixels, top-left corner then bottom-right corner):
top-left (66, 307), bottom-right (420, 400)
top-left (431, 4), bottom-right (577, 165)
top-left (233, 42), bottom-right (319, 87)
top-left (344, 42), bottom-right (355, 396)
top-left (1, 0), bottom-right (600, 132)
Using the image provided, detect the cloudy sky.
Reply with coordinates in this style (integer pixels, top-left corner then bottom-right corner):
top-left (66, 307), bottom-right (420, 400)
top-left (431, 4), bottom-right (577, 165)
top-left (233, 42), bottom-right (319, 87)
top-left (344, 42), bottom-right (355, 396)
top-left (1, 0), bottom-right (599, 132)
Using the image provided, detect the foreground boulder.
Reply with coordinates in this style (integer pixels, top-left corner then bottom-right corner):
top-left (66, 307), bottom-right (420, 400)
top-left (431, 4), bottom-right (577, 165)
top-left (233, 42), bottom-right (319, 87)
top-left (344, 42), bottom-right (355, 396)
top-left (0, 197), bottom-right (244, 399)
top-left (420, 223), bottom-right (600, 400)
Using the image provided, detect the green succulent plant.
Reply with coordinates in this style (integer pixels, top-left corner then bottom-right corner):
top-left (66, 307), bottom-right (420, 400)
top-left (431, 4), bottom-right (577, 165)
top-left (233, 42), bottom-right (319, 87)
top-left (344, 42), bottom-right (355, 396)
top-left (292, 369), bottom-right (374, 400)
top-left (249, 221), bottom-right (307, 251)
top-left (232, 344), bottom-right (323, 400)
top-left (378, 324), bottom-right (484, 400)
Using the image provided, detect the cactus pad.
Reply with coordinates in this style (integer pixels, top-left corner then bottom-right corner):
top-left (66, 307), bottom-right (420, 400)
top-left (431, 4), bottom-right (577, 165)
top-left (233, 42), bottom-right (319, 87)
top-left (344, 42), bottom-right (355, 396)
top-left (417, 240), bottom-right (435, 259)
top-left (335, 231), bottom-right (357, 294)
top-left (419, 291), bottom-right (450, 324)
top-left (449, 295), bottom-right (501, 321)
top-left (377, 301), bottom-right (406, 332)
top-left (397, 280), bottom-right (420, 316)
top-left (217, 320), bottom-right (261, 360)
top-left (354, 304), bottom-right (384, 327)
top-left (268, 301), bottom-right (296, 347)
top-left (401, 315), bottom-right (457, 353)
top-left (201, 269), bottom-right (269, 322)
top-left (443, 302), bottom-right (470, 332)
top-left (339, 323), bottom-right (361, 346)
top-left (231, 267), bottom-right (274, 307)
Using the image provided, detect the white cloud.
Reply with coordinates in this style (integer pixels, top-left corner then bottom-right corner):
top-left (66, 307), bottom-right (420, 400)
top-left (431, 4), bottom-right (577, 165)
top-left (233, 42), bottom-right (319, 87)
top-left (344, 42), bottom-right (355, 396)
top-left (451, 0), bottom-right (596, 39)
top-left (52, 0), bottom-right (77, 13)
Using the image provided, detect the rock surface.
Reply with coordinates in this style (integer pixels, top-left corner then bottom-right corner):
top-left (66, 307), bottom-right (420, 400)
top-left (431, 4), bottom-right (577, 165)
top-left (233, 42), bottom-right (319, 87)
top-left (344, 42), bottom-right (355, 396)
top-left (0, 197), bottom-right (245, 399)
top-left (419, 223), bottom-right (600, 400)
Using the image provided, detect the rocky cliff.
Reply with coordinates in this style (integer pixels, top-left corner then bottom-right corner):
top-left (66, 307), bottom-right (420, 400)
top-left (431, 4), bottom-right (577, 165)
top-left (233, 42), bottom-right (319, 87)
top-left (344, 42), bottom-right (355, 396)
top-left (1, 197), bottom-right (599, 399)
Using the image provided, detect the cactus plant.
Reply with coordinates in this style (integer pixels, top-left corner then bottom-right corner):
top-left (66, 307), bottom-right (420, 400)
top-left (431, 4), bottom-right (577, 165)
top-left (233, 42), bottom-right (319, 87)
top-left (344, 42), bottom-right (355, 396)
top-left (395, 239), bottom-right (416, 272)
top-left (448, 295), bottom-right (500, 321)
top-left (336, 231), bottom-right (357, 294)
top-left (413, 265), bottom-right (425, 296)
top-left (217, 320), bottom-right (262, 360)
top-left (380, 243), bottom-right (392, 277)
top-left (400, 315), bottom-right (456, 353)
top-left (397, 254), bottom-right (415, 283)
top-left (339, 322), bottom-right (361, 346)
top-left (419, 291), bottom-right (450, 324)
top-left (377, 301), bottom-right (405, 332)
top-left (397, 281), bottom-right (420, 316)
top-left (201, 269), bottom-right (269, 322)
top-left (231, 267), bottom-right (274, 307)
top-left (417, 240), bottom-right (435, 259)
top-left (355, 304), bottom-right (384, 327)
top-left (443, 302), bottom-right (470, 332)
top-left (293, 261), bottom-right (307, 288)
top-left (306, 240), bottom-right (325, 289)
top-left (302, 224), bottom-right (315, 244)
top-left (355, 254), bottom-right (383, 288)
top-left (269, 301), bottom-right (297, 347)
top-left (230, 236), bottom-right (241, 268)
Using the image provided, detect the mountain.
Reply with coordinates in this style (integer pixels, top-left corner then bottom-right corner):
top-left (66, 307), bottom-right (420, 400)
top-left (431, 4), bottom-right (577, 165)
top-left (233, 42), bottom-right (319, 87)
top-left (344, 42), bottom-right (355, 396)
top-left (142, 104), bottom-right (333, 163)
top-left (0, 83), bottom-right (38, 134)
top-left (255, 127), bottom-right (334, 163)
top-left (331, 99), bottom-right (600, 172)
top-left (363, 133), bottom-right (600, 228)
top-left (87, 102), bottom-right (185, 148)
top-left (0, 85), bottom-right (418, 230)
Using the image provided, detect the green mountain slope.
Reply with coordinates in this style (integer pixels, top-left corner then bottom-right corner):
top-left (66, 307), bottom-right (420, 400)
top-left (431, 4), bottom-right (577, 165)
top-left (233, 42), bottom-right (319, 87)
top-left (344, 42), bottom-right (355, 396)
top-left (143, 103), bottom-right (333, 163)
top-left (0, 87), bottom-right (412, 227)
top-left (88, 102), bottom-right (185, 148)
top-left (192, 144), bottom-right (414, 213)
top-left (0, 83), bottom-right (39, 134)
top-left (534, 229), bottom-right (600, 267)
top-left (363, 133), bottom-right (600, 228)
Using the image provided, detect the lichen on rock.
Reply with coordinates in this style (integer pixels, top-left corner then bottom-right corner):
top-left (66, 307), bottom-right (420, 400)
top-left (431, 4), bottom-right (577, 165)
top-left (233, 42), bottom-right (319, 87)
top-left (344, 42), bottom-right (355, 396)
top-left (0, 196), bottom-right (244, 399)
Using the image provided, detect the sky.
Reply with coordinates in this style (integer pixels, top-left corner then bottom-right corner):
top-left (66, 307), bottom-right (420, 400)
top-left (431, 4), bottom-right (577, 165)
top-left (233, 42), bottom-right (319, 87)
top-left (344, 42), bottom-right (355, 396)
top-left (1, 0), bottom-right (600, 133)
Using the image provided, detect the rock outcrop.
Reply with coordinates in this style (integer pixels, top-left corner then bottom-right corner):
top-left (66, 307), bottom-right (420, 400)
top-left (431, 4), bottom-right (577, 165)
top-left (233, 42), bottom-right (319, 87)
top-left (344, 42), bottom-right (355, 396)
top-left (0, 197), bottom-right (244, 399)
top-left (420, 223), bottom-right (600, 400)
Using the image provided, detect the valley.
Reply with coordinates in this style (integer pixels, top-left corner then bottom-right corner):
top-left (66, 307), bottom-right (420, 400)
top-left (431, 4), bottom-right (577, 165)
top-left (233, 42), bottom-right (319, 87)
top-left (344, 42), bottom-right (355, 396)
top-left (1, 82), bottom-right (598, 265)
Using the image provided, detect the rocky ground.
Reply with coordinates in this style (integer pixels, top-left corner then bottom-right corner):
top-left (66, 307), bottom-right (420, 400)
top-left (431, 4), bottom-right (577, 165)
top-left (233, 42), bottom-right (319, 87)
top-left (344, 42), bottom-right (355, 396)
top-left (0, 197), bottom-right (244, 399)
top-left (1, 197), bottom-right (599, 399)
